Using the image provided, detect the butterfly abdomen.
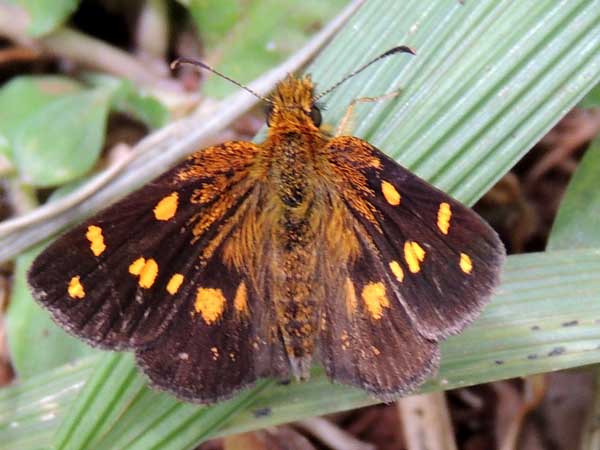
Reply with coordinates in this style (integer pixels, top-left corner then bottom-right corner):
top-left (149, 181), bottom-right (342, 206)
top-left (266, 132), bottom-right (327, 379)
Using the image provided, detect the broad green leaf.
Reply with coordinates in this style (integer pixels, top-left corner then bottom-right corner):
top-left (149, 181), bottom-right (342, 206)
top-left (0, 76), bottom-right (82, 159)
top-left (185, 0), bottom-right (347, 97)
top-left (6, 242), bottom-right (97, 379)
top-left (112, 86), bottom-right (169, 129)
top-left (548, 137), bottom-right (600, 250)
top-left (580, 83), bottom-right (600, 109)
top-left (85, 74), bottom-right (170, 129)
top-left (108, 82), bottom-right (170, 130)
top-left (0, 357), bottom-right (96, 450)
top-left (184, 0), bottom-right (240, 47)
top-left (13, 89), bottom-right (111, 187)
top-left (0, 134), bottom-right (10, 158)
top-left (15, 0), bottom-right (80, 36)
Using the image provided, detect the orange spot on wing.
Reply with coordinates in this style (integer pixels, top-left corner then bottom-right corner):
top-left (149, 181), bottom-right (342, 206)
top-left (404, 241), bottom-right (426, 273)
top-left (389, 260), bottom-right (404, 282)
top-left (129, 257), bottom-right (146, 275)
top-left (128, 257), bottom-right (159, 288)
top-left (381, 180), bottom-right (401, 206)
top-left (361, 282), bottom-right (390, 320)
top-left (166, 273), bottom-right (184, 294)
top-left (153, 192), bottom-right (179, 221)
top-left (68, 276), bottom-right (85, 299)
top-left (139, 259), bottom-right (159, 288)
top-left (460, 253), bottom-right (473, 274)
top-left (85, 225), bottom-right (106, 256)
top-left (437, 202), bottom-right (452, 235)
top-left (234, 281), bottom-right (249, 315)
top-left (195, 287), bottom-right (226, 324)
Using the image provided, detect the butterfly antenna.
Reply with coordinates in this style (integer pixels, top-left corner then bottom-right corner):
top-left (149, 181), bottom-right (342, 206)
top-left (313, 45), bottom-right (416, 102)
top-left (171, 57), bottom-right (273, 104)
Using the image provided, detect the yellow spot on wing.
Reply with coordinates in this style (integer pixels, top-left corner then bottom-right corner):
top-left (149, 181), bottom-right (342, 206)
top-left (153, 192), bottom-right (179, 221)
top-left (166, 273), bottom-right (184, 294)
top-left (437, 202), bottom-right (452, 235)
top-left (68, 276), bottom-right (85, 299)
top-left (460, 253), bottom-right (473, 274)
top-left (195, 288), bottom-right (226, 324)
top-left (139, 259), bottom-right (159, 288)
top-left (128, 257), bottom-right (159, 288)
top-left (361, 282), bottom-right (390, 320)
top-left (234, 281), bottom-right (249, 315)
top-left (404, 241), bottom-right (426, 273)
top-left (389, 260), bottom-right (404, 282)
top-left (381, 180), bottom-right (401, 206)
top-left (85, 225), bottom-right (106, 256)
top-left (129, 257), bottom-right (146, 275)
top-left (345, 277), bottom-right (358, 315)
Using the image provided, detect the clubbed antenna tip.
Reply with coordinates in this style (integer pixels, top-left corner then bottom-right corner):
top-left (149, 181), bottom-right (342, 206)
top-left (314, 45), bottom-right (416, 101)
top-left (170, 57), bottom-right (272, 104)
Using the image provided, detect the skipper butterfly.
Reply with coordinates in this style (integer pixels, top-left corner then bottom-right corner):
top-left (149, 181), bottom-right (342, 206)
top-left (28, 47), bottom-right (505, 403)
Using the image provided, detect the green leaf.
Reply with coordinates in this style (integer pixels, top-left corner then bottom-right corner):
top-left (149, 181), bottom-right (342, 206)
top-left (185, 0), bottom-right (347, 97)
top-left (13, 89), bottom-right (111, 187)
top-left (0, 134), bottom-right (10, 158)
top-left (0, 76), bottom-right (82, 159)
top-left (85, 74), bottom-right (170, 129)
top-left (52, 353), bottom-right (273, 450)
top-left (113, 87), bottom-right (170, 129)
top-left (0, 357), bottom-right (96, 450)
top-left (579, 83), bottom-right (600, 108)
top-left (15, 0), bottom-right (80, 36)
top-left (184, 0), bottom-right (240, 47)
top-left (6, 243), bottom-right (96, 378)
top-left (110, 81), bottom-right (170, 129)
top-left (547, 137), bottom-right (600, 250)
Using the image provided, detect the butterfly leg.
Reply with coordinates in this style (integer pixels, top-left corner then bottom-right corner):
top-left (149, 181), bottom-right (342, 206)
top-left (335, 91), bottom-right (400, 136)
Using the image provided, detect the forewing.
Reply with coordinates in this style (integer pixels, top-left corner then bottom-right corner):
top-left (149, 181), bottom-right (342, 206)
top-left (28, 141), bottom-right (261, 350)
top-left (325, 136), bottom-right (505, 340)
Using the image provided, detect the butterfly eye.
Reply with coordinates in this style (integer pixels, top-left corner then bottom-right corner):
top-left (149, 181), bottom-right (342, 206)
top-left (309, 105), bottom-right (322, 127)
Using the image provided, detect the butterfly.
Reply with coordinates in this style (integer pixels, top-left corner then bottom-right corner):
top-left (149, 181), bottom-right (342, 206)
top-left (27, 46), bottom-right (505, 403)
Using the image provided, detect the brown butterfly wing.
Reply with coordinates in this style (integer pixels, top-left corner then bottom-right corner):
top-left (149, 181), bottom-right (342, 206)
top-left (325, 136), bottom-right (505, 339)
top-left (28, 142), bottom-right (262, 349)
top-left (317, 136), bottom-right (504, 398)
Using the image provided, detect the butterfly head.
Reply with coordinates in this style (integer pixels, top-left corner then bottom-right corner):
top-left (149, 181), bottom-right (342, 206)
top-left (266, 75), bottom-right (322, 134)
